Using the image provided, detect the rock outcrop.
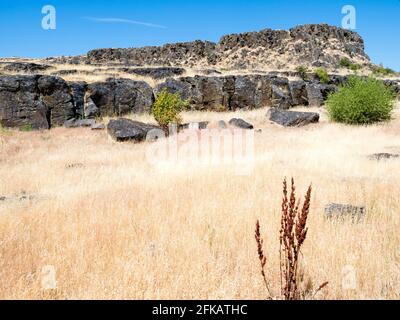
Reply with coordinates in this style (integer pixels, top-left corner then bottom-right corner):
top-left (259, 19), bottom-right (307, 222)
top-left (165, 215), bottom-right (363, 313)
top-left (86, 24), bottom-right (370, 69)
top-left (86, 78), bottom-right (154, 116)
top-left (0, 75), bottom-right (74, 129)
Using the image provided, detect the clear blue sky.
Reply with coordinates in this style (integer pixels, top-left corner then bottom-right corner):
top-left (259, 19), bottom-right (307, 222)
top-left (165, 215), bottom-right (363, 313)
top-left (0, 0), bottom-right (399, 70)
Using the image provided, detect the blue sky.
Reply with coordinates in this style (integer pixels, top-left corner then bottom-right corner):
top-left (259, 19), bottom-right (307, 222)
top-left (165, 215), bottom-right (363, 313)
top-left (0, 0), bottom-right (399, 70)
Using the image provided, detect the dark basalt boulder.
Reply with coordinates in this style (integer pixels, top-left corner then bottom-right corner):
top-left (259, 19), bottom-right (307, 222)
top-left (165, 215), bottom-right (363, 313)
top-left (0, 75), bottom-right (75, 129)
top-left (107, 118), bottom-right (161, 142)
top-left (269, 108), bottom-right (320, 127)
top-left (289, 80), bottom-right (308, 106)
top-left (87, 78), bottom-right (154, 116)
top-left (3, 62), bottom-right (53, 73)
top-left (229, 118), bottom-right (254, 130)
top-left (306, 83), bottom-right (324, 107)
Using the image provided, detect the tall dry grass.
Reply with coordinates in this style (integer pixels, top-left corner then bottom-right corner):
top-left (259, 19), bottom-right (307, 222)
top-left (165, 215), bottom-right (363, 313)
top-left (0, 105), bottom-right (400, 300)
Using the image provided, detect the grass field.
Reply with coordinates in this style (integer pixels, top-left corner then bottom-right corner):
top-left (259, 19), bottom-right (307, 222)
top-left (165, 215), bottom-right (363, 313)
top-left (0, 105), bottom-right (399, 300)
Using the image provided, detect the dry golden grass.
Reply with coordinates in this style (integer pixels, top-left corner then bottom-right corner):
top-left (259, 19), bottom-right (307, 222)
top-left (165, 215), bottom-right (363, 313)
top-left (0, 105), bottom-right (400, 300)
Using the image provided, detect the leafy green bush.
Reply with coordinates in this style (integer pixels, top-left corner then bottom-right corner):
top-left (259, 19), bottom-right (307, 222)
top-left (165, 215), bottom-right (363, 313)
top-left (326, 76), bottom-right (396, 125)
top-left (314, 68), bottom-right (330, 84)
top-left (296, 66), bottom-right (309, 81)
top-left (372, 64), bottom-right (396, 77)
top-left (152, 89), bottom-right (189, 129)
top-left (339, 58), bottom-right (361, 72)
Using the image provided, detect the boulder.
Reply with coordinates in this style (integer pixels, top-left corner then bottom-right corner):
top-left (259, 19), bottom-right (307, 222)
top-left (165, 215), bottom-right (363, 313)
top-left (69, 81), bottom-right (87, 118)
top-left (269, 108), bottom-right (320, 127)
top-left (64, 118), bottom-right (96, 128)
top-left (229, 118), bottom-right (254, 130)
top-left (87, 78), bottom-right (154, 116)
top-left (37, 76), bottom-right (75, 126)
top-left (325, 203), bottom-right (366, 221)
top-left (217, 120), bottom-right (227, 129)
top-left (289, 80), bottom-right (308, 106)
top-left (107, 118), bottom-right (161, 142)
top-left (84, 98), bottom-right (100, 119)
top-left (306, 83), bottom-right (324, 107)
top-left (91, 123), bottom-right (106, 130)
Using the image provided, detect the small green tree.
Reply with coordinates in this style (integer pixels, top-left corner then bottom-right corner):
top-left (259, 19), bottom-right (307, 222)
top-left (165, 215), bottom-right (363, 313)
top-left (314, 68), bottom-right (330, 84)
top-left (326, 76), bottom-right (396, 125)
top-left (152, 89), bottom-right (189, 130)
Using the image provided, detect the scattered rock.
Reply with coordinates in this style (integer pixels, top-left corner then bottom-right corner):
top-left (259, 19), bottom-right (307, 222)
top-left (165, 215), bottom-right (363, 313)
top-left (0, 196), bottom-right (6, 201)
top-left (229, 118), bottom-right (254, 130)
top-left (217, 120), bottom-right (227, 129)
top-left (325, 203), bottom-right (366, 221)
top-left (368, 153), bottom-right (400, 161)
top-left (91, 123), bottom-right (105, 130)
top-left (306, 83), bottom-right (324, 107)
top-left (64, 119), bottom-right (96, 128)
top-left (84, 98), bottom-right (100, 119)
top-left (107, 118), bottom-right (161, 142)
top-left (269, 108), bottom-right (320, 127)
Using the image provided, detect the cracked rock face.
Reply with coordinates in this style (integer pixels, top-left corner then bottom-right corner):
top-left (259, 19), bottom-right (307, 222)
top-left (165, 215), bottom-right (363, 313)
top-left (0, 75), bottom-right (74, 130)
top-left (85, 24), bottom-right (369, 69)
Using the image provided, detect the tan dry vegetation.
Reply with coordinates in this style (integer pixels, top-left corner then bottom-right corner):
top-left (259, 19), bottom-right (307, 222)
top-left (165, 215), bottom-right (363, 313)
top-left (0, 104), bottom-right (400, 300)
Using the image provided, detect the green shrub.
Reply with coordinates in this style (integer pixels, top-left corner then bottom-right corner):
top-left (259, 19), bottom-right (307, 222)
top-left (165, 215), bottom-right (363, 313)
top-left (339, 58), bottom-right (361, 72)
top-left (326, 76), bottom-right (396, 125)
top-left (372, 64), bottom-right (396, 77)
top-left (314, 68), bottom-right (330, 84)
top-left (296, 66), bottom-right (309, 81)
top-left (152, 89), bottom-right (189, 129)
top-left (20, 124), bottom-right (33, 132)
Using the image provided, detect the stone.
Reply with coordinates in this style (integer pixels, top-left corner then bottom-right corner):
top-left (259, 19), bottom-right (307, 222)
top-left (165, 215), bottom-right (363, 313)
top-left (87, 79), bottom-right (154, 116)
top-left (64, 119), bottom-right (96, 128)
top-left (69, 81), bottom-right (87, 118)
top-left (289, 80), bottom-right (308, 106)
top-left (325, 203), bottom-right (366, 221)
top-left (91, 123), bottom-right (106, 130)
top-left (368, 153), bottom-right (399, 161)
top-left (229, 118), bottom-right (254, 130)
top-left (217, 120), bottom-right (227, 129)
top-left (0, 75), bottom-right (75, 130)
top-left (84, 98), bottom-right (100, 119)
top-left (107, 118), bottom-right (161, 142)
top-left (269, 108), bottom-right (320, 127)
top-left (306, 83), bottom-right (324, 107)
